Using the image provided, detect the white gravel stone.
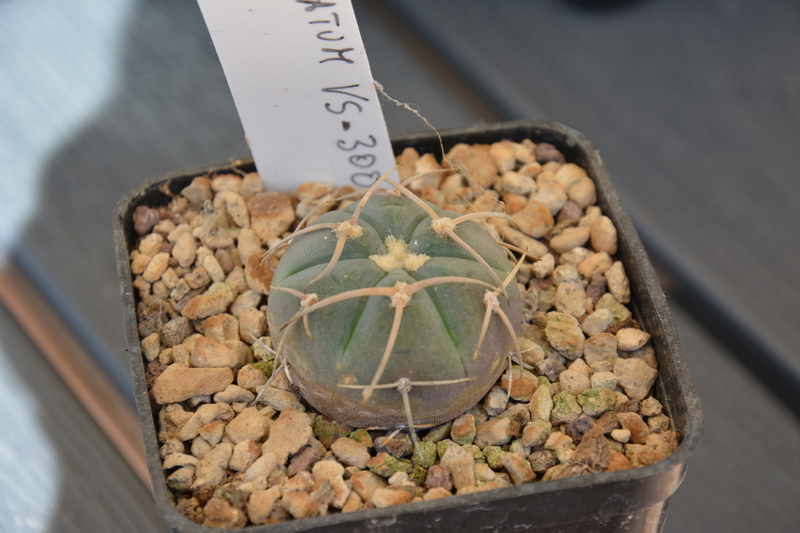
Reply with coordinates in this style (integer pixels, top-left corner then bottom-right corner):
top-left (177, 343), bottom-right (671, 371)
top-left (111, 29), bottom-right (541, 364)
top-left (568, 176), bottom-right (597, 208)
top-left (554, 282), bottom-right (587, 318)
top-left (532, 253), bottom-right (555, 278)
top-left (214, 190), bottom-right (250, 228)
top-left (178, 403), bottom-right (233, 441)
top-left (230, 290), bottom-right (263, 317)
top-left (331, 437), bottom-right (371, 469)
top-left (191, 336), bottom-right (241, 369)
top-left (583, 333), bottom-right (619, 365)
top-left (558, 246), bottom-right (593, 267)
top-left (558, 369), bottom-right (591, 395)
top-left (590, 215), bottom-right (618, 255)
top-left (214, 384), bottom-right (256, 404)
top-left (244, 452), bottom-right (279, 482)
top-left (581, 308), bottom-right (614, 336)
top-left (225, 406), bottom-right (269, 443)
top-left (203, 254), bottom-right (226, 283)
top-left (616, 328), bottom-right (651, 351)
top-left (533, 181), bottom-right (568, 215)
top-left (550, 226), bottom-right (591, 254)
top-left (238, 365), bottom-right (268, 392)
top-left (139, 233), bottom-right (163, 257)
top-left (590, 371), bottom-right (619, 390)
top-left (577, 251), bottom-right (613, 279)
top-left (605, 261), bottom-right (631, 304)
top-left (141, 332), bottom-right (161, 361)
top-left (163, 453), bottom-right (199, 469)
top-left (502, 171), bottom-right (537, 195)
top-left (262, 408), bottom-right (312, 464)
top-left (173, 233), bottom-right (197, 268)
top-left (552, 265), bottom-right (582, 286)
top-left (229, 439), bottom-right (262, 472)
top-left (193, 442), bottom-right (233, 488)
top-left (142, 252), bottom-right (170, 283)
top-left (553, 163), bottom-right (586, 189)
top-left (312, 459), bottom-right (345, 484)
top-left (440, 445), bottom-right (475, 490)
top-left (238, 308), bottom-right (267, 343)
top-left (236, 228), bottom-right (263, 265)
top-left (614, 358), bottom-right (658, 400)
top-left (611, 429), bottom-right (631, 443)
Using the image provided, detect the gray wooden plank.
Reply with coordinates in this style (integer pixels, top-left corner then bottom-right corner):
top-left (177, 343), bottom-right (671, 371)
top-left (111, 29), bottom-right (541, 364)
top-left (384, 0), bottom-right (800, 405)
top-left (0, 302), bottom-right (168, 533)
top-left (664, 303), bottom-right (800, 532)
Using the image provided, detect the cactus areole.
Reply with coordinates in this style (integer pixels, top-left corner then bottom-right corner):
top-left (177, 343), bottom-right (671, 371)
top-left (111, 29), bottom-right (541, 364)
top-left (266, 179), bottom-right (522, 429)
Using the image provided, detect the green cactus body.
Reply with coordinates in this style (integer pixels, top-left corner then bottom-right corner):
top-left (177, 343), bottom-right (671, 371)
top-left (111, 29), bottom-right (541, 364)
top-left (267, 190), bottom-right (522, 428)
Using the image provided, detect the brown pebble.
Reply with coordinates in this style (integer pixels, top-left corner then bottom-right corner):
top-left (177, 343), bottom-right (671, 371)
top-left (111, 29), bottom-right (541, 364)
top-left (424, 464), bottom-right (453, 491)
top-left (616, 412), bottom-right (650, 444)
top-left (181, 282), bottom-right (238, 320)
top-left (245, 253), bottom-right (275, 295)
top-left (350, 470), bottom-right (388, 502)
top-left (585, 275), bottom-right (607, 305)
top-left (446, 143), bottom-right (497, 189)
top-left (500, 452), bottom-right (536, 485)
top-left (534, 143), bottom-right (566, 164)
top-left (370, 487), bottom-right (414, 508)
top-left (288, 445), bottom-right (324, 476)
top-left (262, 408), bottom-right (313, 464)
top-left (246, 191), bottom-right (295, 244)
top-left (134, 205), bottom-right (159, 235)
top-left (606, 451), bottom-right (632, 472)
top-left (281, 491), bottom-right (320, 519)
top-left (440, 445), bottom-right (475, 490)
top-left (202, 497), bottom-right (246, 529)
top-left (152, 364), bottom-right (233, 404)
top-left (511, 199), bottom-right (554, 238)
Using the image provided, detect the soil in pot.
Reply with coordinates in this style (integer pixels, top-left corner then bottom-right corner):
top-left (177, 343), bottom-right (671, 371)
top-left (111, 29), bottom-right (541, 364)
top-left (130, 139), bottom-right (678, 528)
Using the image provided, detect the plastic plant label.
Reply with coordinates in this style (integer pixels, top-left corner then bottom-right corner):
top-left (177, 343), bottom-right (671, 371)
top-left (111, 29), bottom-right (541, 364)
top-left (197, 0), bottom-right (395, 190)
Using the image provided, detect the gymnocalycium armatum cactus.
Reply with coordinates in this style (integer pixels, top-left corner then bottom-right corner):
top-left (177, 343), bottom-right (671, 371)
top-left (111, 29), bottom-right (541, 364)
top-left (260, 170), bottom-right (524, 444)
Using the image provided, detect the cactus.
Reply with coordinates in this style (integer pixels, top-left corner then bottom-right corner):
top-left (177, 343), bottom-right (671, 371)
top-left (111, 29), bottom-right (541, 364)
top-left (262, 173), bottom-right (523, 440)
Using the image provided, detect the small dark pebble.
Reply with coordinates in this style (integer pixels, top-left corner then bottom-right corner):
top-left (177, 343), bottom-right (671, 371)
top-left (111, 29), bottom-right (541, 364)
top-left (175, 496), bottom-right (204, 525)
top-left (287, 446), bottom-right (323, 476)
top-left (534, 143), bottom-right (566, 164)
top-left (134, 205), bottom-right (159, 235)
top-left (145, 361), bottom-right (167, 389)
top-left (527, 450), bottom-right (558, 474)
top-left (556, 201), bottom-right (584, 224)
top-left (564, 417), bottom-right (593, 444)
top-left (312, 415), bottom-right (353, 449)
top-left (536, 357), bottom-right (567, 382)
top-left (374, 432), bottom-right (414, 459)
top-left (607, 318), bottom-right (641, 335)
top-left (193, 485), bottom-right (216, 507)
top-left (424, 464), bottom-right (453, 491)
top-left (617, 399), bottom-right (642, 413)
top-left (161, 316), bottom-right (193, 347)
top-left (585, 275), bottom-right (607, 305)
top-left (185, 268), bottom-right (212, 290)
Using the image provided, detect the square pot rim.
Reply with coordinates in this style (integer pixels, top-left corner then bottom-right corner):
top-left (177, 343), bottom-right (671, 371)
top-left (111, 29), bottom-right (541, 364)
top-left (113, 119), bottom-right (702, 533)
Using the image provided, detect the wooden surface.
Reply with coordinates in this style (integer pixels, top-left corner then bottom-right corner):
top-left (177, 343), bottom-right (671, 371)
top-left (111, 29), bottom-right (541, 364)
top-left (1, 0), bottom-right (799, 531)
top-left (0, 301), bottom-right (168, 532)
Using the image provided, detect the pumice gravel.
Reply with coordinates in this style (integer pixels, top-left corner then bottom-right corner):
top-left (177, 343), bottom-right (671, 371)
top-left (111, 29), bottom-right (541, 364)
top-left (131, 139), bottom-right (677, 528)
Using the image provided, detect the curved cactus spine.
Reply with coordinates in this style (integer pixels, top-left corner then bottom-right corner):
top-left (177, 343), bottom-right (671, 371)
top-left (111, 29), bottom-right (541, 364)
top-left (261, 171), bottom-right (523, 431)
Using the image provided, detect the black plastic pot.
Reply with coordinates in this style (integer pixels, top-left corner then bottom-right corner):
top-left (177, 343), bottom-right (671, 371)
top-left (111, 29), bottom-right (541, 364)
top-left (114, 119), bottom-right (702, 533)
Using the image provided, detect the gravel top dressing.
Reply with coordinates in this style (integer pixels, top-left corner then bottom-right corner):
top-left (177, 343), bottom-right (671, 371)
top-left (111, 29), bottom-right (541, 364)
top-left (129, 139), bottom-right (678, 529)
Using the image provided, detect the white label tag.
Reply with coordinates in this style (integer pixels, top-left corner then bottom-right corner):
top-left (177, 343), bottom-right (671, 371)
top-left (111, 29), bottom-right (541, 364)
top-left (197, 0), bottom-right (395, 191)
